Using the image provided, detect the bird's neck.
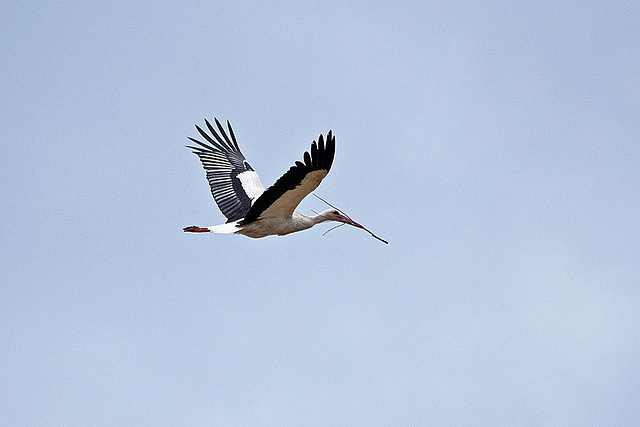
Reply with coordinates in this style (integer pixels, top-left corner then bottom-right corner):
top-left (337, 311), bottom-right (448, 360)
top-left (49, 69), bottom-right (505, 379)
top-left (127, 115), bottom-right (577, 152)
top-left (293, 211), bottom-right (328, 228)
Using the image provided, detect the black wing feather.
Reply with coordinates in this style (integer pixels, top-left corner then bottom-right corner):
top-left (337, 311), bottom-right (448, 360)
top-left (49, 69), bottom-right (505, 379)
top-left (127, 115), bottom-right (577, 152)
top-left (241, 130), bottom-right (335, 224)
top-left (187, 119), bottom-right (260, 222)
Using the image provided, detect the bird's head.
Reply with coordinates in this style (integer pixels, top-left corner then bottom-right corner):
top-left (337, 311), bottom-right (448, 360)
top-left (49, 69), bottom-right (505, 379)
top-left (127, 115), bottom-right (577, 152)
top-left (319, 209), bottom-right (364, 229)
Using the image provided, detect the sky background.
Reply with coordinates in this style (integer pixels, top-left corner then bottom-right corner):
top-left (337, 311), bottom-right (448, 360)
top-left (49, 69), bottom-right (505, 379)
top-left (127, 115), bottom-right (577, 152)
top-left (2, 1), bottom-right (639, 425)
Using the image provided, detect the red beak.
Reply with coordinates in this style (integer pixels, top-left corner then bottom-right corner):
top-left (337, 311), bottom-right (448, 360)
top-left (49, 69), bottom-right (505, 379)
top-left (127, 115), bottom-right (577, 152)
top-left (338, 214), bottom-right (364, 229)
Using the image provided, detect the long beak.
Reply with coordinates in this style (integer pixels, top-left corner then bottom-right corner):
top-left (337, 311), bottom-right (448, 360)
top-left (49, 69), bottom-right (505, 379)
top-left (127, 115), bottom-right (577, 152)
top-left (337, 214), bottom-right (364, 229)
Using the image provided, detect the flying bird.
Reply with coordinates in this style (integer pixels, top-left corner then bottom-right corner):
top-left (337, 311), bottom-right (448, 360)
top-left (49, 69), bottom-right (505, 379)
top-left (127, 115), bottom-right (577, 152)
top-left (183, 118), bottom-right (369, 239)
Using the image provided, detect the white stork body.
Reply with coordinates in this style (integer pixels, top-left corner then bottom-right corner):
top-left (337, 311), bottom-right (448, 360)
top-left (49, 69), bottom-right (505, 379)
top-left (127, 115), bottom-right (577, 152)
top-left (184, 118), bottom-right (362, 239)
top-left (208, 211), bottom-right (326, 238)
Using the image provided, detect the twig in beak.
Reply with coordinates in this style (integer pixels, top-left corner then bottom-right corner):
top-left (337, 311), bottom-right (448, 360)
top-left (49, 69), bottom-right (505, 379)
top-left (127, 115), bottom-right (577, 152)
top-left (313, 193), bottom-right (388, 244)
top-left (361, 228), bottom-right (389, 244)
top-left (313, 194), bottom-right (350, 218)
top-left (322, 223), bottom-right (345, 236)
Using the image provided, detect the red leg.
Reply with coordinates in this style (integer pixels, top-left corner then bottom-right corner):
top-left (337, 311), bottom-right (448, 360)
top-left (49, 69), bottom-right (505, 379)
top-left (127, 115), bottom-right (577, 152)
top-left (183, 226), bottom-right (210, 233)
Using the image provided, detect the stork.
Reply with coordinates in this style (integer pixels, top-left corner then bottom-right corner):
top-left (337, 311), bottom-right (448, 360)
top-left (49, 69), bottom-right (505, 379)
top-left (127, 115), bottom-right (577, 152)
top-left (183, 118), bottom-right (380, 240)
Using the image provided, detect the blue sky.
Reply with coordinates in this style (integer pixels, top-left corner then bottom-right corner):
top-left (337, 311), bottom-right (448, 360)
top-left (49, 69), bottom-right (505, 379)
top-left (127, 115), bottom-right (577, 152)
top-left (2, 1), bottom-right (639, 425)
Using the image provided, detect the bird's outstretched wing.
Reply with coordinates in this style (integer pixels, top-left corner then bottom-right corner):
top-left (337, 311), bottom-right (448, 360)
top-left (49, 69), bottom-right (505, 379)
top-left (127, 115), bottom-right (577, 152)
top-left (241, 131), bottom-right (335, 224)
top-left (187, 118), bottom-right (264, 222)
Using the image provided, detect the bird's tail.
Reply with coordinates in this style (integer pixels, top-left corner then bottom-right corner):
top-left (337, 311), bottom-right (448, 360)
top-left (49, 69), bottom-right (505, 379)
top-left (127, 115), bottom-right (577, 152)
top-left (208, 221), bottom-right (241, 234)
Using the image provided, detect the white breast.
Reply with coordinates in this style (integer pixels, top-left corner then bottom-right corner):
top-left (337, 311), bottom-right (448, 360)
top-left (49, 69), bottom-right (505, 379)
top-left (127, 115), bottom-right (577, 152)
top-left (237, 212), bottom-right (314, 238)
